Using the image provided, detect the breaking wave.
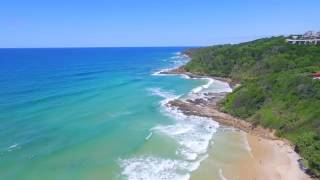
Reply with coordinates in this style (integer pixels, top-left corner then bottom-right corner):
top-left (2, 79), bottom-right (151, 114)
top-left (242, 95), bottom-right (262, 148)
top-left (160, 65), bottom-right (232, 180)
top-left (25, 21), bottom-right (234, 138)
top-left (119, 156), bottom-right (192, 180)
top-left (152, 52), bottom-right (190, 76)
top-left (118, 87), bottom-right (219, 179)
top-left (119, 51), bottom-right (232, 180)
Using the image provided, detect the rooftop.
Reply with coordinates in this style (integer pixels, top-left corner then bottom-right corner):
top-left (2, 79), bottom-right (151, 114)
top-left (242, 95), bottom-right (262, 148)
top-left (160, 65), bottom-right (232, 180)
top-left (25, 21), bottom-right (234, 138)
top-left (286, 31), bottom-right (320, 45)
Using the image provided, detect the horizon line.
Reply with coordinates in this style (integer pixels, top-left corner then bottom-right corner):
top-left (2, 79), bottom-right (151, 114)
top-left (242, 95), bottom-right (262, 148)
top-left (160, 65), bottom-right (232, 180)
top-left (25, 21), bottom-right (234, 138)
top-left (0, 34), bottom-right (289, 49)
top-left (0, 45), bottom-right (204, 49)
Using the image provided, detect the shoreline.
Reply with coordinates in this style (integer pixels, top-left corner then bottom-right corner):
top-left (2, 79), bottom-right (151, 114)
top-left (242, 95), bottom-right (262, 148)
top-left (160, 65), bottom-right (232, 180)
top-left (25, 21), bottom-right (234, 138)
top-left (220, 133), bottom-right (311, 180)
top-left (162, 69), bottom-right (313, 180)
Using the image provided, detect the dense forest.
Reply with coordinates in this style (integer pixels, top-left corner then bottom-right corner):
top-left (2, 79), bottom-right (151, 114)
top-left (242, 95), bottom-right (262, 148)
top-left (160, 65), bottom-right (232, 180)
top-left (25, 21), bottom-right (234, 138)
top-left (184, 37), bottom-right (320, 176)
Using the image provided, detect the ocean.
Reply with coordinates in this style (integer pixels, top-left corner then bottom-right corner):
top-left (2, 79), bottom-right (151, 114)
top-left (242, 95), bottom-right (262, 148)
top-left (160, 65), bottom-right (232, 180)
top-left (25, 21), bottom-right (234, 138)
top-left (0, 47), bottom-right (238, 180)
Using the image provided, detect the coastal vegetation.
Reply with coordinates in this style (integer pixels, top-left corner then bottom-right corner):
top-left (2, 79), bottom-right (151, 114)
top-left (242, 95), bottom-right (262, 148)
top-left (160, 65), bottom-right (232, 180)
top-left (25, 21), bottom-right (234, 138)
top-left (184, 37), bottom-right (320, 176)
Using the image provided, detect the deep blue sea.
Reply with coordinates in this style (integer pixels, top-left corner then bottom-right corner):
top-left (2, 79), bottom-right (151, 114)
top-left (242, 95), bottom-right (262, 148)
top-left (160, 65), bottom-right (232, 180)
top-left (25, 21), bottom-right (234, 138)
top-left (0, 47), bottom-right (232, 180)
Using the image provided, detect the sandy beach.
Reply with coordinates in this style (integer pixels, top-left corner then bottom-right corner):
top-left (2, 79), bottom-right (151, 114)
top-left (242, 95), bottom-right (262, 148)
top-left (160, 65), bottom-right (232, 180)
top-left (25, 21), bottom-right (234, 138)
top-left (190, 130), bottom-right (311, 180)
top-left (238, 134), bottom-right (311, 180)
top-left (225, 133), bottom-right (311, 180)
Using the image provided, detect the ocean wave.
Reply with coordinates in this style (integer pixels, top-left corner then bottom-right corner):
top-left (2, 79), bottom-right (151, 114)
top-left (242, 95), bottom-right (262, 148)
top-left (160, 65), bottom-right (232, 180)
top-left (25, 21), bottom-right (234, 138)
top-left (147, 87), bottom-right (181, 106)
top-left (7, 143), bottom-right (19, 152)
top-left (153, 112), bottom-right (219, 161)
top-left (152, 51), bottom-right (190, 76)
top-left (119, 154), bottom-right (209, 180)
top-left (119, 87), bottom-right (218, 179)
top-left (180, 74), bottom-right (190, 79)
top-left (151, 68), bottom-right (176, 76)
top-left (191, 78), bottom-right (213, 93)
top-left (190, 77), bottom-right (232, 94)
top-left (119, 156), bottom-right (192, 180)
top-left (120, 55), bottom-right (233, 179)
top-left (147, 87), bottom-right (177, 99)
top-left (149, 86), bottom-right (219, 161)
top-left (145, 132), bottom-right (153, 140)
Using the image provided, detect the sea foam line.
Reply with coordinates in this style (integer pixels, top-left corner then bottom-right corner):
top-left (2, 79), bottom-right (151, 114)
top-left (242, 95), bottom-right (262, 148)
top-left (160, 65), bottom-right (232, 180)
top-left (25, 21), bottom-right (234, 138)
top-left (190, 77), bottom-right (232, 94)
top-left (119, 87), bottom-right (219, 180)
top-left (150, 87), bottom-right (219, 161)
top-left (152, 68), bottom-right (176, 76)
top-left (119, 156), bottom-right (191, 180)
top-left (191, 78), bottom-right (214, 93)
top-left (147, 87), bottom-right (181, 106)
top-left (152, 52), bottom-right (190, 77)
top-left (143, 72), bottom-right (232, 179)
top-left (242, 132), bottom-right (253, 158)
top-left (7, 143), bottom-right (19, 152)
top-left (145, 132), bottom-right (153, 140)
top-left (120, 51), bottom-right (230, 180)
top-left (219, 168), bottom-right (228, 180)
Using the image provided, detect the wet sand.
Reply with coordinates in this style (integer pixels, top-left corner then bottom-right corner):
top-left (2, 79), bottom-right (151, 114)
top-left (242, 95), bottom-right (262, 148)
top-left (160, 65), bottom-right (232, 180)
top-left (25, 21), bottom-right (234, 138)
top-left (227, 133), bottom-right (311, 180)
top-left (239, 134), bottom-right (311, 180)
top-left (190, 129), bottom-right (311, 180)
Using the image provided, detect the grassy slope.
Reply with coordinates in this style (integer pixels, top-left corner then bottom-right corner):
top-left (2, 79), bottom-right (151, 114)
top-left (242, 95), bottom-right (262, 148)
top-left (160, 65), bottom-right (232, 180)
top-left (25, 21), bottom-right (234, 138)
top-left (184, 37), bottom-right (320, 176)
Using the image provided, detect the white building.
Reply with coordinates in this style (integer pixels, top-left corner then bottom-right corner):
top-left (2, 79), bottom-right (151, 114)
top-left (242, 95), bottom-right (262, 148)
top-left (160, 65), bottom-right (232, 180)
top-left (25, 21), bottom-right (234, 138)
top-left (286, 39), bottom-right (320, 45)
top-left (286, 31), bottom-right (320, 45)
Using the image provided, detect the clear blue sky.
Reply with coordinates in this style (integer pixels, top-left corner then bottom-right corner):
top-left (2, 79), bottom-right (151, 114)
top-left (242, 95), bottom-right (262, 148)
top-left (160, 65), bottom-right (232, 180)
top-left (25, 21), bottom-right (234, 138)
top-left (1, 0), bottom-right (319, 48)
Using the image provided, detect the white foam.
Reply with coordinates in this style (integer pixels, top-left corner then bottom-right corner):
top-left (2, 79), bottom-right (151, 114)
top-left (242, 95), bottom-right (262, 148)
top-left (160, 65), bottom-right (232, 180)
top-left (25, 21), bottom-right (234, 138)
top-left (153, 115), bottom-right (219, 161)
top-left (7, 143), bottom-right (19, 152)
top-left (152, 51), bottom-right (190, 76)
top-left (147, 87), bottom-right (181, 107)
top-left (180, 74), bottom-right (190, 79)
top-left (151, 95), bottom-right (219, 161)
top-left (119, 154), bottom-right (210, 180)
top-left (145, 132), bottom-right (153, 140)
top-left (191, 78), bottom-right (232, 94)
top-left (119, 87), bottom-right (219, 179)
top-left (170, 55), bottom-right (181, 59)
top-left (203, 78), bottom-right (214, 89)
top-left (152, 68), bottom-right (176, 76)
top-left (191, 78), bottom-right (213, 93)
top-left (191, 86), bottom-right (203, 93)
top-left (119, 156), bottom-right (191, 180)
top-left (120, 54), bottom-right (236, 179)
top-left (205, 79), bottom-right (232, 93)
top-left (219, 168), bottom-right (228, 180)
top-left (147, 87), bottom-right (177, 99)
top-left (242, 132), bottom-right (253, 158)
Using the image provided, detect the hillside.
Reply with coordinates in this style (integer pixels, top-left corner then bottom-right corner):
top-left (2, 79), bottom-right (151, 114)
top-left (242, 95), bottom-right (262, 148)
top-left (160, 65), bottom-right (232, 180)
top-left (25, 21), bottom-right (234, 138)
top-left (184, 37), bottom-right (320, 176)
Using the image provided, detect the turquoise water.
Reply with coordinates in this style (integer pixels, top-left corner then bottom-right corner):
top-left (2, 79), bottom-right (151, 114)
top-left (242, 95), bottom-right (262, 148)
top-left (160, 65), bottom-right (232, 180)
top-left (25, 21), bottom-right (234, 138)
top-left (0, 48), bottom-right (231, 180)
